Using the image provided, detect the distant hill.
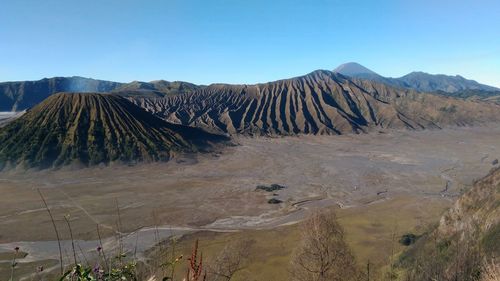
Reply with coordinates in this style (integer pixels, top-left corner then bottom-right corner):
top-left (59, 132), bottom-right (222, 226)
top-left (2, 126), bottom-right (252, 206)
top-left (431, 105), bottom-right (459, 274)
top-left (434, 89), bottom-right (500, 101)
top-left (0, 76), bottom-right (123, 111)
top-left (0, 93), bottom-right (228, 170)
top-left (112, 80), bottom-right (202, 98)
top-left (333, 62), bottom-right (499, 94)
top-left (483, 95), bottom-right (500, 104)
top-left (396, 71), bottom-right (499, 93)
top-left (131, 70), bottom-right (500, 135)
top-left (0, 77), bottom-right (202, 111)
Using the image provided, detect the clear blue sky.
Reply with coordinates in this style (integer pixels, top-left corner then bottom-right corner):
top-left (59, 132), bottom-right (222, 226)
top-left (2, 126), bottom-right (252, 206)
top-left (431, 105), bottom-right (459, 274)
top-left (1, 0), bottom-right (499, 86)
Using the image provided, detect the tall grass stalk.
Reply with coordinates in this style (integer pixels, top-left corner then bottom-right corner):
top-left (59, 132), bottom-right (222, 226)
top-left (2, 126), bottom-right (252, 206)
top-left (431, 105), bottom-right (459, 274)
top-left (63, 214), bottom-right (78, 265)
top-left (96, 223), bottom-right (109, 272)
top-left (37, 188), bottom-right (63, 275)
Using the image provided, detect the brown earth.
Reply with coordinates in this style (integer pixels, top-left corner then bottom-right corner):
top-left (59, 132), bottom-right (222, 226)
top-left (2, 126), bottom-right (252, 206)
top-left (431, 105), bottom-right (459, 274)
top-left (1, 126), bottom-right (500, 280)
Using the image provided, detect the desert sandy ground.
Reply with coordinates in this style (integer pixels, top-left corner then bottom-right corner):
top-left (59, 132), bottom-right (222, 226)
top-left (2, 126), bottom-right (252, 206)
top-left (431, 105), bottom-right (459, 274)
top-left (1, 125), bottom-right (500, 279)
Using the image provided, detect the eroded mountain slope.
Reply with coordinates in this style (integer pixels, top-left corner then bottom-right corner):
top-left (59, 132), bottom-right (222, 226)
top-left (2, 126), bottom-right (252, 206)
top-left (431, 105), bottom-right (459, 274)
top-left (0, 93), bottom-right (228, 169)
top-left (132, 70), bottom-right (500, 135)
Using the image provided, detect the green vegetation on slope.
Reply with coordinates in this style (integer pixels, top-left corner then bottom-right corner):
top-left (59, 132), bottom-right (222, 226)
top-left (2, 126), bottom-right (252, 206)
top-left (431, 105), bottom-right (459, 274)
top-left (112, 80), bottom-right (202, 98)
top-left (0, 93), bottom-right (228, 169)
top-left (399, 167), bottom-right (500, 281)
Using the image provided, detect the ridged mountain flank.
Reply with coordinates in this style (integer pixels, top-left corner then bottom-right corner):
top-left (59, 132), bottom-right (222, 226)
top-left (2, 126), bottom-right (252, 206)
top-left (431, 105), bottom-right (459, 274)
top-left (131, 70), bottom-right (500, 135)
top-left (0, 93), bottom-right (228, 170)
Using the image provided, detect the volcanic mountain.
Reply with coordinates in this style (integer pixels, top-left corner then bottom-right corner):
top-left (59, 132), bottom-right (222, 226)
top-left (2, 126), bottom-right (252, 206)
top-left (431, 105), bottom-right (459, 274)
top-left (0, 93), bottom-right (228, 169)
top-left (333, 62), bottom-right (386, 81)
top-left (334, 62), bottom-right (499, 94)
top-left (131, 70), bottom-right (500, 135)
top-left (3, 64), bottom-right (497, 112)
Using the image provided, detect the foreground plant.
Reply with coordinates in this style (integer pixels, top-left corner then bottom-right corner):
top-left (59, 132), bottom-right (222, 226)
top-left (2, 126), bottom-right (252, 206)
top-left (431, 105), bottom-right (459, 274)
top-left (58, 261), bottom-right (137, 281)
top-left (206, 239), bottom-right (252, 281)
top-left (9, 246), bottom-right (20, 281)
top-left (481, 259), bottom-right (500, 281)
top-left (54, 239), bottom-right (210, 281)
top-left (185, 240), bottom-right (206, 281)
top-left (289, 209), bottom-right (363, 281)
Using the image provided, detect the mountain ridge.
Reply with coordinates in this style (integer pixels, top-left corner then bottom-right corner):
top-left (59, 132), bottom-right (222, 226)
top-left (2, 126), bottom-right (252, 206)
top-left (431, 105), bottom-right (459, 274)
top-left (0, 76), bottom-right (123, 111)
top-left (334, 62), bottom-right (499, 93)
top-left (0, 77), bottom-right (203, 111)
top-left (1, 65), bottom-right (498, 112)
top-left (131, 70), bottom-right (500, 136)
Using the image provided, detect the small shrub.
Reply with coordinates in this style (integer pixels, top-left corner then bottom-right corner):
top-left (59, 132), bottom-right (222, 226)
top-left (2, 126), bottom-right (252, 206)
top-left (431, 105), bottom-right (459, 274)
top-left (481, 223), bottom-right (500, 257)
top-left (267, 198), bottom-right (283, 204)
top-left (399, 233), bottom-right (419, 246)
top-left (439, 105), bottom-right (457, 113)
top-left (255, 184), bottom-right (286, 192)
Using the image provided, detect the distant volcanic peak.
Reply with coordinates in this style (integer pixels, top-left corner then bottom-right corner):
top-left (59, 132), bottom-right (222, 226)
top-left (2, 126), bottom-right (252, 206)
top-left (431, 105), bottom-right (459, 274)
top-left (331, 65), bottom-right (499, 94)
top-left (0, 92), bottom-right (227, 169)
top-left (333, 62), bottom-right (379, 76)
